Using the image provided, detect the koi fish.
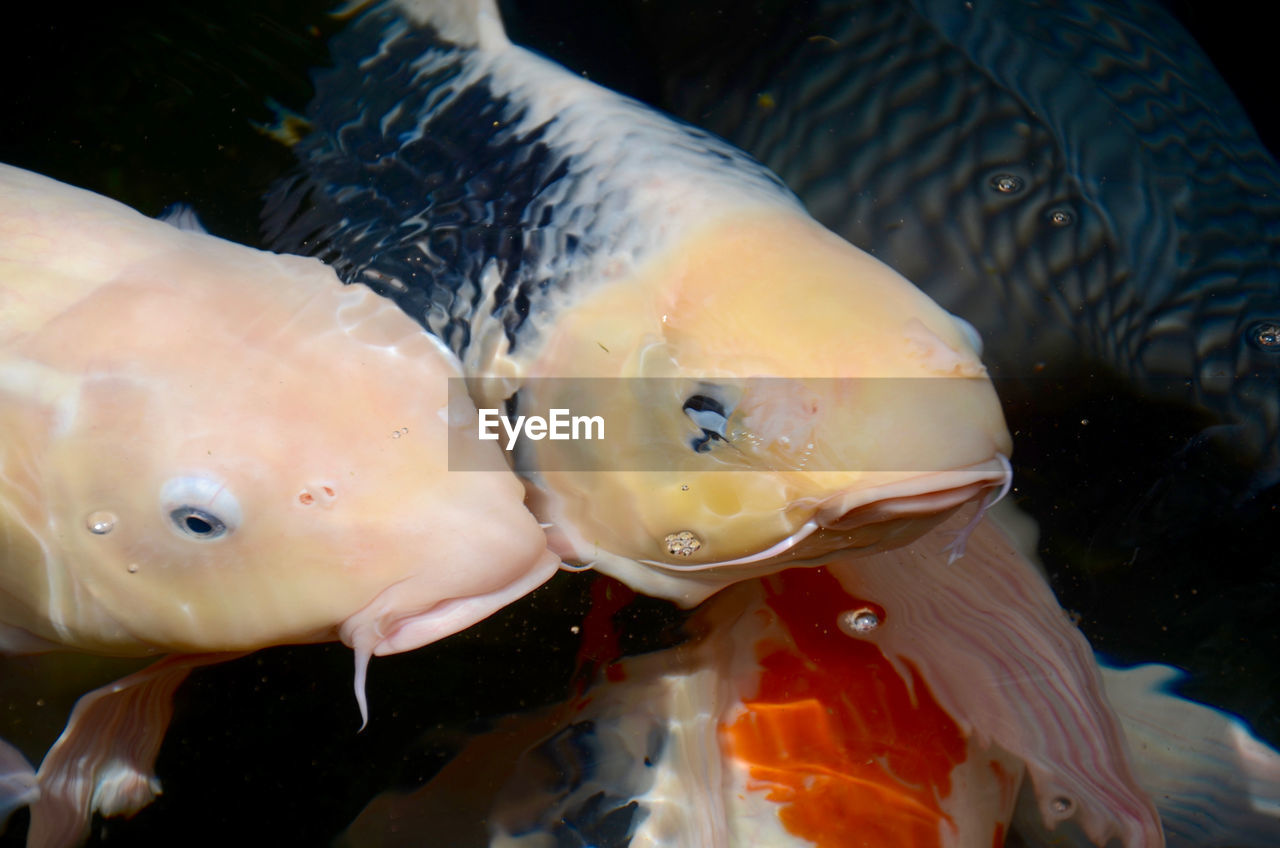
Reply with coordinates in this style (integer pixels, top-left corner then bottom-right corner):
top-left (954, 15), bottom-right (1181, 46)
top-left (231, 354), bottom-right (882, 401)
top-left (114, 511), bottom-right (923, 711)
top-left (0, 163), bottom-right (559, 845)
top-left (264, 0), bottom-right (1013, 606)
top-left (344, 513), bottom-right (1185, 846)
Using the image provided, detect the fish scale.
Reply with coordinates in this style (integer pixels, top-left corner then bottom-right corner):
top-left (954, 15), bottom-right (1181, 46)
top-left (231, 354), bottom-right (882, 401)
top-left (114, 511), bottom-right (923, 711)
top-left (265, 3), bottom-right (798, 363)
top-left (266, 42), bottom-right (563, 357)
top-left (653, 0), bottom-right (1280, 476)
top-left (671, 1), bottom-right (1136, 362)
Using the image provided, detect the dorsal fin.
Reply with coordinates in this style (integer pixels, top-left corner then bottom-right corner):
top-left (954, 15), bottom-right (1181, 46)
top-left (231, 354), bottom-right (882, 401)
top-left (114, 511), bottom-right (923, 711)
top-left (393, 0), bottom-right (509, 49)
top-left (158, 203), bottom-right (208, 234)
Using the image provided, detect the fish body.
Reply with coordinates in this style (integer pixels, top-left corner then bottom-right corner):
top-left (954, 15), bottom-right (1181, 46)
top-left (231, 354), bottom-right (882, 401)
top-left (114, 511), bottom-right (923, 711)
top-left (345, 513), bottom-right (1171, 847)
top-left (266, 0), bottom-right (1013, 604)
top-left (484, 566), bottom-right (1026, 848)
top-left (0, 163), bottom-right (558, 842)
top-left (637, 0), bottom-right (1280, 486)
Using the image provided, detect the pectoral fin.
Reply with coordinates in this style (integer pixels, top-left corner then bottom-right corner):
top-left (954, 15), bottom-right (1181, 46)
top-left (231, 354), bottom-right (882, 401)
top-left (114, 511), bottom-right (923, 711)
top-left (827, 512), bottom-right (1163, 846)
top-left (1102, 662), bottom-right (1280, 847)
top-left (1, 738), bottom-right (38, 829)
top-left (26, 653), bottom-right (243, 848)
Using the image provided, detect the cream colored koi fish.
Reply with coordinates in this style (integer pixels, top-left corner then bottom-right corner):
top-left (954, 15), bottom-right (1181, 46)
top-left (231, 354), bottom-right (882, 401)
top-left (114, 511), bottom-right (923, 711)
top-left (0, 163), bottom-right (559, 846)
top-left (264, 0), bottom-right (1013, 605)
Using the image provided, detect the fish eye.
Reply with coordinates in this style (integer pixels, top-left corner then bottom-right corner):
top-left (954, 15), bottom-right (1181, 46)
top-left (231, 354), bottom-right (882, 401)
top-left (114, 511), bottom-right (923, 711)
top-left (1246, 320), bottom-right (1280, 351)
top-left (169, 507), bottom-right (228, 539)
top-left (683, 391), bottom-right (731, 453)
top-left (160, 475), bottom-right (241, 541)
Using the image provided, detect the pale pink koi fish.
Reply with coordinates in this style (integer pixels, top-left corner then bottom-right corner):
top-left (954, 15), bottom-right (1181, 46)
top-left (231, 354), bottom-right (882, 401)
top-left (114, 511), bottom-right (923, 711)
top-left (0, 163), bottom-right (559, 846)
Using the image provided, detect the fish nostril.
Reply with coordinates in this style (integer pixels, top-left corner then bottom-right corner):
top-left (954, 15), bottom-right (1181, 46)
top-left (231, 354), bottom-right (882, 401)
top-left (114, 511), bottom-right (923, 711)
top-left (298, 483), bottom-right (339, 508)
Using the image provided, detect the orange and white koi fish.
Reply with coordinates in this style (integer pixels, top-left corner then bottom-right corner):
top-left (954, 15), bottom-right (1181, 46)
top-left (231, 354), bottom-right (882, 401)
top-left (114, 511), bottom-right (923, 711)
top-left (345, 514), bottom-right (1187, 847)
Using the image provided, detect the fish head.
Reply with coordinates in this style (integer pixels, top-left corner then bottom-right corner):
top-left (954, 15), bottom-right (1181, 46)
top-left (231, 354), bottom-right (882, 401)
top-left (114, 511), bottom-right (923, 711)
top-left (1171, 310), bottom-right (1280, 493)
top-left (504, 211), bottom-right (1012, 604)
top-left (1, 167), bottom-right (556, 663)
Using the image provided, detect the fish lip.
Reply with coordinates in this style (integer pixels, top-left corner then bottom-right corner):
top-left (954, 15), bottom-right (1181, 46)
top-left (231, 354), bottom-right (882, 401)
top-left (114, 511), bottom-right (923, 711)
top-left (815, 456), bottom-right (1012, 532)
top-left (637, 455), bottom-right (1011, 573)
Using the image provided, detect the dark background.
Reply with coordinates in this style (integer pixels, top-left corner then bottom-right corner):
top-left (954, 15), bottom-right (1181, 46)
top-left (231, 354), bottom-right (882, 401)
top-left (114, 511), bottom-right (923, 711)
top-left (2, 1), bottom-right (1277, 845)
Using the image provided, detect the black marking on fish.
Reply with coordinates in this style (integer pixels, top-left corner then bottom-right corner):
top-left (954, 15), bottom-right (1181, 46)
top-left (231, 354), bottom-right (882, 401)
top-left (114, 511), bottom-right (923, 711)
top-left (683, 392), bottom-right (730, 452)
top-left (264, 7), bottom-right (562, 356)
top-left (547, 793), bottom-right (641, 848)
top-left (497, 718), bottom-right (661, 846)
top-left (264, 2), bottom-right (796, 361)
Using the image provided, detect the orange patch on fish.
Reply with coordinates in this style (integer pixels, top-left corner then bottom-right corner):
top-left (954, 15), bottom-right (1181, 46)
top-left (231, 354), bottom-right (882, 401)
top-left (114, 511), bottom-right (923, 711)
top-left (723, 567), bottom-right (966, 847)
top-left (570, 576), bottom-right (637, 689)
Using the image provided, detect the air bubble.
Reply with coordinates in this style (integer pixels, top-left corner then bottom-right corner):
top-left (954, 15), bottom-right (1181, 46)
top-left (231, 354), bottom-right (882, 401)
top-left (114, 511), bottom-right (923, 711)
top-left (664, 530), bottom-right (702, 557)
top-left (1050, 796), bottom-right (1074, 815)
top-left (86, 511), bottom-right (117, 535)
top-left (837, 607), bottom-right (881, 636)
top-left (1047, 208), bottom-right (1074, 227)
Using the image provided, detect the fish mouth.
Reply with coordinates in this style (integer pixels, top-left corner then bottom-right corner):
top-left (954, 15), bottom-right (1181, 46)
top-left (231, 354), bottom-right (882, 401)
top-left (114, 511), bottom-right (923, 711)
top-left (814, 455), bottom-right (1012, 533)
top-left (638, 455), bottom-right (1012, 573)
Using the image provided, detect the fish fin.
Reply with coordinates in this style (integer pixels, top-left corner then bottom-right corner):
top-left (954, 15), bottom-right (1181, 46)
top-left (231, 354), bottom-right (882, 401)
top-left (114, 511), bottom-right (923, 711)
top-left (251, 96), bottom-right (314, 148)
top-left (157, 203), bottom-right (207, 234)
top-left (341, 708), bottom-right (569, 848)
top-left (27, 653), bottom-right (242, 846)
top-left (0, 739), bottom-right (38, 829)
top-left (832, 514), bottom-right (1164, 847)
top-left (392, 0), bottom-right (509, 50)
top-left (1101, 662), bottom-right (1280, 847)
top-left (0, 624), bottom-right (63, 655)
